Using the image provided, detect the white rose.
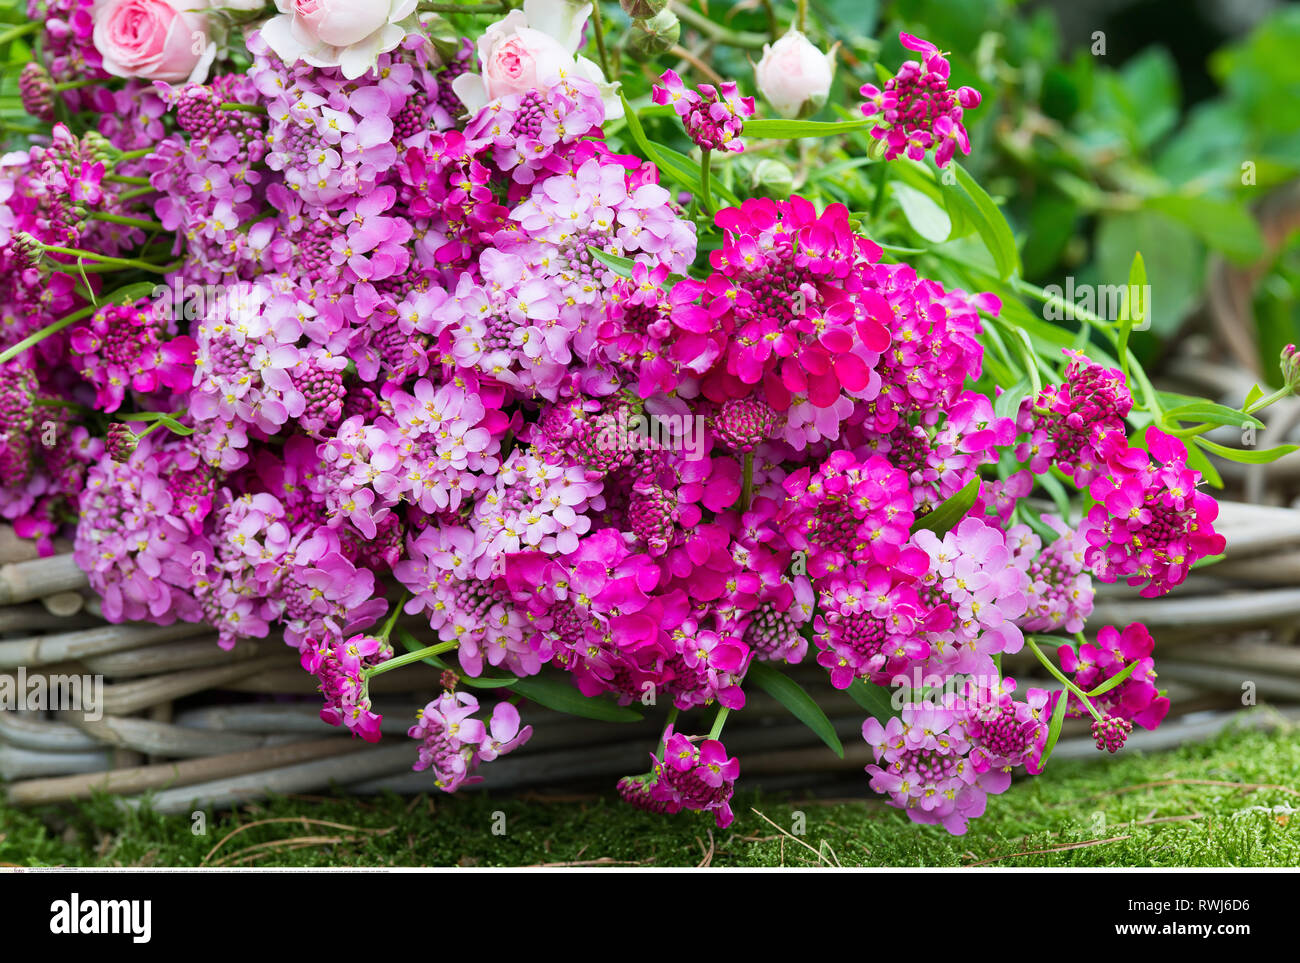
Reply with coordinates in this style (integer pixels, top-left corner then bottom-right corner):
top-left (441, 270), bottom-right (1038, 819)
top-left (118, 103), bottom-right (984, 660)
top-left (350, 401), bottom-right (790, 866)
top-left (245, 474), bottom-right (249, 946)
top-left (452, 0), bottom-right (622, 119)
top-left (755, 28), bottom-right (836, 119)
top-left (259, 0), bottom-right (417, 80)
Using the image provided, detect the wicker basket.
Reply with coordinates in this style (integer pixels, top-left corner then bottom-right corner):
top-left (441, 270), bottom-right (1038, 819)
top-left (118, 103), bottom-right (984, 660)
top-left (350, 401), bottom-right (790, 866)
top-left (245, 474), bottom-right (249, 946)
top-left (4, 496), bottom-right (1300, 813)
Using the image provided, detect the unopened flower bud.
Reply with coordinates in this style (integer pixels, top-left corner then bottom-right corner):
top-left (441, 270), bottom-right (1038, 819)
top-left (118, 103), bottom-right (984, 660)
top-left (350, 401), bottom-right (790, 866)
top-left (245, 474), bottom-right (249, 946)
top-left (625, 10), bottom-right (680, 58)
top-left (750, 158), bottom-right (794, 199)
top-left (81, 130), bottom-right (114, 164)
top-left (755, 28), bottom-right (836, 119)
top-left (106, 423), bottom-right (138, 464)
top-left (11, 231), bottom-right (45, 268)
top-left (620, 0), bottom-right (667, 18)
top-left (19, 62), bottom-right (54, 122)
top-left (1282, 343), bottom-right (1300, 393)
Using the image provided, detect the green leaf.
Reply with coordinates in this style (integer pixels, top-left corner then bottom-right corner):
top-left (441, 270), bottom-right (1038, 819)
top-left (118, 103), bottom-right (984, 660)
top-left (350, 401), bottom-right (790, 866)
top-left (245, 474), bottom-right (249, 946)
top-left (994, 376), bottom-right (1032, 420)
top-left (647, 139), bottom-right (741, 208)
top-left (1145, 194), bottom-right (1264, 264)
top-left (1161, 402), bottom-right (1264, 432)
top-left (846, 677), bottom-right (899, 723)
top-left (511, 675), bottom-right (643, 722)
top-left (587, 245), bottom-right (635, 278)
top-left (157, 415), bottom-right (193, 437)
top-left (105, 280), bottom-right (160, 305)
top-left (1117, 251), bottom-right (1147, 372)
top-left (911, 476), bottom-right (982, 537)
top-left (743, 118), bottom-right (869, 139)
top-left (1194, 436), bottom-right (1300, 464)
top-left (1184, 436), bottom-right (1224, 489)
top-left (1087, 660), bottom-right (1142, 698)
top-left (1244, 384), bottom-right (1265, 409)
top-left (1037, 689), bottom-right (1071, 771)
top-left (944, 163), bottom-right (1020, 280)
top-left (747, 661), bottom-right (843, 757)
top-left (891, 180), bottom-right (952, 243)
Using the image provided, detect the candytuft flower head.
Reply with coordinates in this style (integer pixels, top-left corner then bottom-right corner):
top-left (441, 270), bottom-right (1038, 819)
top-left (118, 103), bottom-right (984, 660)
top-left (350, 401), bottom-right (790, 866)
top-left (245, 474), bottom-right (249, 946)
top-left (652, 68), bottom-right (755, 153)
top-left (859, 32), bottom-right (980, 167)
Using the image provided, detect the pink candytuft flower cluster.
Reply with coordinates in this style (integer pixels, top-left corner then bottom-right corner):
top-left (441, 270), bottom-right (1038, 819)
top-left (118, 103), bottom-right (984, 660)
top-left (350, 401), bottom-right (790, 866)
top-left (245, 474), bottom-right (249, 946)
top-left (859, 33), bottom-right (981, 167)
top-left (0, 6), bottom-right (1226, 832)
top-left (653, 68), bottom-right (756, 153)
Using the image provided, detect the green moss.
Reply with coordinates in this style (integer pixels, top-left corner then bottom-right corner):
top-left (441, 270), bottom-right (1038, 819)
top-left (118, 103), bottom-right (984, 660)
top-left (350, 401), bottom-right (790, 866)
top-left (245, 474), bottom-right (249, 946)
top-left (2, 720), bottom-right (1297, 867)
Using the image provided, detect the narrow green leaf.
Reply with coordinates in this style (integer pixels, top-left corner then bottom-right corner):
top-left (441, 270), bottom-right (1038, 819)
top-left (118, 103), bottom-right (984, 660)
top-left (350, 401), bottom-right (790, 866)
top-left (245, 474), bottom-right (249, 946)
top-left (1117, 251), bottom-right (1147, 373)
top-left (891, 180), bottom-right (952, 243)
top-left (394, 628), bottom-right (518, 688)
top-left (947, 163), bottom-right (1020, 279)
top-left (157, 415), bottom-right (194, 436)
top-left (1194, 436), bottom-right (1300, 464)
top-left (1244, 384), bottom-right (1264, 409)
top-left (1161, 402), bottom-right (1264, 432)
top-left (747, 661), bottom-right (844, 757)
top-left (846, 677), bottom-right (900, 723)
top-left (743, 118), bottom-right (869, 139)
top-left (1087, 659), bottom-right (1141, 697)
top-left (1037, 689), bottom-right (1071, 771)
top-left (587, 245), bottom-right (635, 277)
top-left (994, 377), bottom-right (1032, 420)
top-left (511, 675), bottom-right (643, 722)
top-left (911, 477), bottom-right (982, 537)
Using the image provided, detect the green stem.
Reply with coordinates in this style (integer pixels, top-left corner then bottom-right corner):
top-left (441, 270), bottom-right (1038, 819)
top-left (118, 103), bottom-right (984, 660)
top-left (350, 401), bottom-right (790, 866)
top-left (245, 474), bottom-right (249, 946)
top-left (741, 451), bottom-right (754, 512)
top-left (105, 175), bottom-right (151, 186)
top-left (0, 304), bottom-right (96, 364)
top-left (797, 0), bottom-right (808, 32)
top-left (366, 640), bottom-right (458, 679)
top-left (377, 592), bottom-right (409, 642)
top-left (707, 705), bottom-right (731, 740)
top-left (589, 0), bottom-right (611, 79)
top-left (89, 212), bottom-right (164, 231)
top-left (656, 706), bottom-right (681, 759)
top-left (699, 148), bottom-right (716, 219)
top-left (417, 1), bottom-right (509, 11)
top-left (673, 3), bottom-right (769, 48)
top-left (117, 186), bottom-right (158, 202)
top-left (0, 21), bottom-right (40, 47)
top-left (113, 148), bottom-right (152, 162)
top-left (1026, 636), bottom-right (1105, 723)
top-left (52, 79), bottom-right (98, 92)
top-left (869, 160), bottom-right (889, 220)
top-left (37, 244), bottom-right (174, 273)
top-left (218, 102), bottom-right (267, 114)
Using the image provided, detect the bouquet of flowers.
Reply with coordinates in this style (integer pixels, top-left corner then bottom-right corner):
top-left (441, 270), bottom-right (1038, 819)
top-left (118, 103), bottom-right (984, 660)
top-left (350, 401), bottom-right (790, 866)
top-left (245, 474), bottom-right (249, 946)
top-left (1, 0), bottom-right (1295, 835)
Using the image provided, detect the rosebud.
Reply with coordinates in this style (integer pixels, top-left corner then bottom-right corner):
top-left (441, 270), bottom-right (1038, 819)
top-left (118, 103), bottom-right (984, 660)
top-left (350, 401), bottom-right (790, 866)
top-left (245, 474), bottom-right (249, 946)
top-left (750, 158), bottom-right (794, 199)
top-left (625, 10), bottom-right (680, 59)
top-left (1282, 344), bottom-right (1300, 393)
top-left (620, 0), bottom-right (667, 18)
top-left (754, 28), bottom-right (836, 119)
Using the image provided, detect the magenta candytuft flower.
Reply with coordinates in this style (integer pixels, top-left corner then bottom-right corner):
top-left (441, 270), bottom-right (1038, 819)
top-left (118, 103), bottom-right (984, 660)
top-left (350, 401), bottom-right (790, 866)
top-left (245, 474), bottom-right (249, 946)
top-left (1082, 427), bottom-right (1226, 598)
top-left (859, 33), bottom-right (981, 167)
top-left (652, 68), bottom-right (755, 153)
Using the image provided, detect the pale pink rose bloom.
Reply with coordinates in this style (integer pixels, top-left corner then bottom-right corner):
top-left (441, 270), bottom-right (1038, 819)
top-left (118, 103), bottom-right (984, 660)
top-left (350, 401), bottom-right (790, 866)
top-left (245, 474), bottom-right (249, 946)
top-left (754, 28), bottom-right (836, 119)
top-left (92, 0), bottom-right (214, 83)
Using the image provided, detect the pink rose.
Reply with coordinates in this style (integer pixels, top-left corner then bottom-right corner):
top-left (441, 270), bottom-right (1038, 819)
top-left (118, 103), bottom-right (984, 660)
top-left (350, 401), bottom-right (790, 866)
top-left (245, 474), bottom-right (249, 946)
top-left (259, 0), bottom-right (416, 80)
top-left (452, 0), bottom-right (622, 119)
top-left (480, 27), bottom-right (573, 100)
top-left (92, 0), bottom-right (210, 83)
top-left (755, 28), bottom-right (836, 119)
top-left (287, 0), bottom-right (389, 49)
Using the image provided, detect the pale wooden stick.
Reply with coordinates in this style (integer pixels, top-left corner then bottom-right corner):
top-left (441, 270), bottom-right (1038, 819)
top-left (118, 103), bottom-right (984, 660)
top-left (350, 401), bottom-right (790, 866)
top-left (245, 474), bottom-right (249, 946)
top-left (0, 604), bottom-right (100, 634)
top-left (0, 709), bottom-right (100, 752)
top-left (0, 525), bottom-right (73, 565)
top-left (59, 712), bottom-right (284, 758)
top-left (40, 590), bottom-right (85, 617)
top-left (0, 554), bottom-right (88, 604)
top-left (5, 736), bottom-right (364, 805)
top-left (97, 654), bottom-right (291, 716)
top-left (1090, 587), bottom-right (1300, 628)
top-left (0, 744), bottom-right (113, 781)
top-left (81, 636), bottom-right (260, 678)
top-left (128, 744), bottom-right (416, 814)
top-left (0, 622), bottom-right (210, 669)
